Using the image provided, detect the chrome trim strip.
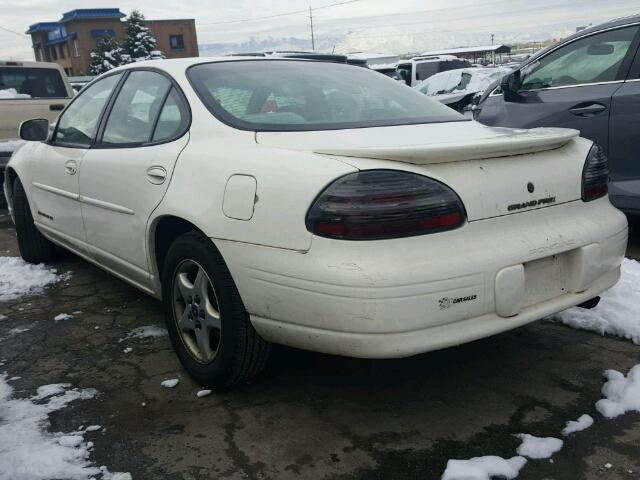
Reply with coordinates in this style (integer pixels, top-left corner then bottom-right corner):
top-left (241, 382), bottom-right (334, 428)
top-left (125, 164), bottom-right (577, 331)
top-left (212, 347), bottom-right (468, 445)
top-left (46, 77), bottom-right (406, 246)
top-left (625, 78), bottom-right (640, 83)
top-left (524, 80), bottom-right (624, 92)
top-left (79, 195), bottom-right (135, 215)
top-left (32, 182), bottom-right (79, 200)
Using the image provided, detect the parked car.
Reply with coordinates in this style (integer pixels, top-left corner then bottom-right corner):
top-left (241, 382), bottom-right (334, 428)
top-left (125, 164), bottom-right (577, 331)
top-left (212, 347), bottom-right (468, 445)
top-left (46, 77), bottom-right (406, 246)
top-left (68, 75), bottom-right (94, 93)
top-left (0, 60), bottom-right (73, 205)
top-left (415, 67), bottom-right (512, 114)
top-left (4, 58), bottom-right (627, 389)
top-left (397, 55), bottom-right (472, 86)
top-left (228, 51), bottom-right (350, 64)
top-left (370, 62), bottom-right (405, 81)
top-left (476, 14), bottom-right (640, 213)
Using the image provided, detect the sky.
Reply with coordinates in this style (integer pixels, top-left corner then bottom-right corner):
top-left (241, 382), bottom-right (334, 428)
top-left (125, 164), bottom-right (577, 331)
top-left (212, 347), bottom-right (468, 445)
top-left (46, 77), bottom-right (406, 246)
top-left (0, 0), bottom-right (637, 59)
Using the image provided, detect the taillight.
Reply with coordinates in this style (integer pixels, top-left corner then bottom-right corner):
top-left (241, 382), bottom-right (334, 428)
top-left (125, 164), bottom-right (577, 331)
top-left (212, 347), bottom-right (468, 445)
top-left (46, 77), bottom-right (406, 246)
top-left (305, 170), bottom-right (466, 240)
top-left (582, 144), bottom-right (609, 202)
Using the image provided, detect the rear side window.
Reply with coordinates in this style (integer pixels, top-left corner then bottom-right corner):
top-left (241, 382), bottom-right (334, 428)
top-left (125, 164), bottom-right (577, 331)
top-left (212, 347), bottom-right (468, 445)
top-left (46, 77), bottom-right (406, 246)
top-left (521, 26), bottom-right (639, 90)
top-left (152, 88), bottom-right (188, 142)
top-left (101, 70), bottom-right (188, 146)
top-left (0, 67), bottom-right (68, 98)
top-left (101, 71), bottom-right (173, 145)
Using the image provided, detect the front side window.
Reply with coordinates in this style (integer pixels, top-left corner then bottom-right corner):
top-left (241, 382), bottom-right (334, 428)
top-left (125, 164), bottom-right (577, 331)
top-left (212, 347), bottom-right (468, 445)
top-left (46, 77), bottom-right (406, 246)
top-left (55, 73), bottom-right (122, 147)
top-left (101, 71), bottom-right (172, 145)
top-left (188, 60), bottom-right (464, 132)
top-left (521, 26), bottom-right (639, 90)
top-left (0, 67), bottom-right (68, 98)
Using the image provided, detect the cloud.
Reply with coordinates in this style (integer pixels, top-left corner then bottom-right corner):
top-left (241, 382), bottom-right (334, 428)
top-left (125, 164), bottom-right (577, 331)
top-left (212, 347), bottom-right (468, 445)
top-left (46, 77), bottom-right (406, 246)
top-left (0, 0), bottom-right (636, 59)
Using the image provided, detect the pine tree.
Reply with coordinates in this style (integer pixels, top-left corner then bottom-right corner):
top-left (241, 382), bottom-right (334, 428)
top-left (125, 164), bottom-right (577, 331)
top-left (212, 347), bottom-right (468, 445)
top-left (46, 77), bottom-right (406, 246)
top-left (124, 10), bottom-right (160, 60)
top-left (88, 36), bottom-right (130, 75)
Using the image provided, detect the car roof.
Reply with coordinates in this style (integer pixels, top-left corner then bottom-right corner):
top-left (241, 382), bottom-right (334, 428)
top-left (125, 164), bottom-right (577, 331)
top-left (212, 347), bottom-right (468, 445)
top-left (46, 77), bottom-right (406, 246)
top-left (0, 60), bottom-right (65, 69)
top-left (526, 13), bottom-right (640, 64)
top-left (108, 55), bottom-right (350, 77)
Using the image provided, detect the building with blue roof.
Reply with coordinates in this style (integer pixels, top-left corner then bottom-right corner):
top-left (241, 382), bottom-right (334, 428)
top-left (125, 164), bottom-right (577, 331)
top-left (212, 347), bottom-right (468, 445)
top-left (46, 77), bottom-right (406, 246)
top-left (27, 8), bottom-right (198, 76)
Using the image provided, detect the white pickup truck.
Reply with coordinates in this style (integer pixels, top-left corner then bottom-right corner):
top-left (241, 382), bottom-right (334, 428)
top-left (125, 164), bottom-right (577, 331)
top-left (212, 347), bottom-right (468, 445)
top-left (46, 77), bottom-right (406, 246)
top-left (0, 61), bottom-right (74, 205)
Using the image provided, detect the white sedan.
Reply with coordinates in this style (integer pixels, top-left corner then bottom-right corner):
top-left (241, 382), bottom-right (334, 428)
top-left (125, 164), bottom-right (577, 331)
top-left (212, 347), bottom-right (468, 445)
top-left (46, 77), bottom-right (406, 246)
top-left (3, 58), bottom-right (627, 389)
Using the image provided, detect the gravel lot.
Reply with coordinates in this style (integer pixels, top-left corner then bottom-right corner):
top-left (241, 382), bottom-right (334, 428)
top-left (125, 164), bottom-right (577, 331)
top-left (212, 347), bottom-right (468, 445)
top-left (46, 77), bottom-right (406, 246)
top-left (1, 210), bottom-right (639, 480)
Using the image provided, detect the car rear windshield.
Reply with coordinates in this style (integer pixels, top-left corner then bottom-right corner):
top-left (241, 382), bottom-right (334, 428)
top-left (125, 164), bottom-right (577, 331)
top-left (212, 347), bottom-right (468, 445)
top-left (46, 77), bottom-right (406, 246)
top-left (0, 67), bottom-right (67, 99)
top-left (187, 60), bottom-right (465, 131)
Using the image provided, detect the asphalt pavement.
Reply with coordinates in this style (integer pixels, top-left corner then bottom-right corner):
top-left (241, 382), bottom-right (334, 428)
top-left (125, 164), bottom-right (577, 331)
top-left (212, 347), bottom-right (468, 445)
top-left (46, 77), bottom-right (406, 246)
top-left (0, 210), bottom-right (639, 480)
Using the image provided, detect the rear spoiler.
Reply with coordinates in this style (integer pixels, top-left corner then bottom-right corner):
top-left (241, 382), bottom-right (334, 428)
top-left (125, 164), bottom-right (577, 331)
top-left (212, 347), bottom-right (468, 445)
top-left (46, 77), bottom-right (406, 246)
top-left (314, 127), bottom-right (580, 165)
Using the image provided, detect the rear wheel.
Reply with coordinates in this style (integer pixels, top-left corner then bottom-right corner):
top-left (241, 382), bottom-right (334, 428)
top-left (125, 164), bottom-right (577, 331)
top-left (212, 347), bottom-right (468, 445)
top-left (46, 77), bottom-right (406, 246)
top-left (13, 177), bottom-right (56, 263)
top-left (161, 232), bottom-right (270, 390)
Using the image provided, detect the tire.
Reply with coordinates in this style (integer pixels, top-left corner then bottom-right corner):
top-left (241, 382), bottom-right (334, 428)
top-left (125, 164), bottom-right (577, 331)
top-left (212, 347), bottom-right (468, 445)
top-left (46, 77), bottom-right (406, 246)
top-left (161, 231), bottom-right (270, 390)
top-left (13, 177), bottom-right (56, 263)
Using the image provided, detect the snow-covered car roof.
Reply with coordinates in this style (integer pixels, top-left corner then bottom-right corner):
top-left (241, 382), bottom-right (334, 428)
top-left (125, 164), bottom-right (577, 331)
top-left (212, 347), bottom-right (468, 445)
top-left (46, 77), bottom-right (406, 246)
top-left (415, 67), bottom-right (512, 97)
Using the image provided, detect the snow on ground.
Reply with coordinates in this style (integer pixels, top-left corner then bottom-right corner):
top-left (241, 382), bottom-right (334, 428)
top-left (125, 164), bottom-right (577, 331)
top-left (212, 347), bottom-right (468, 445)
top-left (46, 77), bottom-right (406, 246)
top-left (0, 373), bottom-right (130, 480)
top-left (596, 365), bottom-right (640, 419)
top-left (441, 456), bottom-right (527, 480)
top-left (562, 414), bottom-right (594, 436)
top-left (554, 259), bottom-right (640, 344)
top-left (119, 325), bottom-right (167, 342)
top-left (0, 257), bottom-right (68, 302)
top-left (515, 434), bottom-right (563, 459)
top-left (161, 379), bottom-right (179, 388)
top-left (54, 313), bottom-right (74, 322)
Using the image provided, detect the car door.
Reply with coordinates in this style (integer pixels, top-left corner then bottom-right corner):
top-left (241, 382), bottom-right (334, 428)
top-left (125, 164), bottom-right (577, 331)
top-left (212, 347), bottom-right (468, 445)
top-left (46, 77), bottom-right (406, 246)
top-left (28, 73), bottom-right (122, 253)
top-left (608, 43), bottom-right (640, 212)
top-left (478, 25), bottom-right (640, 156)
top-left (78, 69), bottom-right (190, 291)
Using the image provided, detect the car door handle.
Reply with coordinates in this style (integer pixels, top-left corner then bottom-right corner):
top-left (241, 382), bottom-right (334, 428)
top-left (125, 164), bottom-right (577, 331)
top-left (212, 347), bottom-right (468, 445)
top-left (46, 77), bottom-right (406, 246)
top-left (64, 160), bottom-right (77, 175)
top-left (49, 104), bottom-right (64, 111)
top-left (146, 166), bottom-right (167, 185)
top-left (569, 103), bottom-right (607, 117)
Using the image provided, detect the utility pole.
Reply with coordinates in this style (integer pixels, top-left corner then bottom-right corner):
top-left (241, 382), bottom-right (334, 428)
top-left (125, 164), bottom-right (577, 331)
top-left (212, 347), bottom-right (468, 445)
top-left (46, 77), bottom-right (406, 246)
top-left (309, 6), bottom-right (315, 51)
top-left (490, 34), bottom-right (495, 65)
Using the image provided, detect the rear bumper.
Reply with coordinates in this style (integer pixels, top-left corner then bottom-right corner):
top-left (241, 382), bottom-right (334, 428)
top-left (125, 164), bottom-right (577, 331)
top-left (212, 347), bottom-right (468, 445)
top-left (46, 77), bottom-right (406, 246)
top-left (215, 198), bottom-right (628, 358)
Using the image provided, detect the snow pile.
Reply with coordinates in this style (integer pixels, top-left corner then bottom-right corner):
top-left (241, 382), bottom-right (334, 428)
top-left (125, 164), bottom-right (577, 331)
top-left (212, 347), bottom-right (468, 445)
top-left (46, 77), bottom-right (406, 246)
top-left (596, 365), bottom-right (640, 419)
top-left (0, 374), bottom-right (130, 479)
top-left (54, 313), bottom-right (73, 322)
top-left (515, 434), bottom-right (563, 459)
top-left (554, 259), bottom-right (640, 344)
top-left (0, 257), bottom-right (67, 302)
top-left (161, 379), bottom-right (179, 388)
top-left (120, 325), bottom-right (167, 342)
top-left (562, 414), bottom-right (594, 435)
top-left (441, 455), bottom-right (527, 480)
top-left (0, 88), bottom-right (30, 99)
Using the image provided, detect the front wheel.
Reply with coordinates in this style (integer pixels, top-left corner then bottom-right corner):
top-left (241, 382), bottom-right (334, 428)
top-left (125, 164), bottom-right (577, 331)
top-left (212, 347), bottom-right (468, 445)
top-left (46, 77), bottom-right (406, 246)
top-left (161, 232), bottom-right (270, 390)
top-left (13, 177), bottom-right (56, 263)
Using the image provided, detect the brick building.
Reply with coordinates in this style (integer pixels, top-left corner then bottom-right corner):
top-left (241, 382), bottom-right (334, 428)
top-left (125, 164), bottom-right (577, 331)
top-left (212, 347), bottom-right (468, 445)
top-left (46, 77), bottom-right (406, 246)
top-left (27, 9), bottom-right (198, 76)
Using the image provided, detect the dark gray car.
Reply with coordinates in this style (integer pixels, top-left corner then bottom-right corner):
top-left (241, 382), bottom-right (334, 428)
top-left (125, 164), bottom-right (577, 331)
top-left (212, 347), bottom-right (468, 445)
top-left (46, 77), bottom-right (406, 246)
top-left (476, 15), bottom-right (640, 213)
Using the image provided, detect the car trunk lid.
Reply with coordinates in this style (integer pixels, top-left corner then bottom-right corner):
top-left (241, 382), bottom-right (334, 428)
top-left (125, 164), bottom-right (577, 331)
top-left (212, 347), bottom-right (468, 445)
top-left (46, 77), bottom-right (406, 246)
top-left (256, 122), bottom-right (586, 221)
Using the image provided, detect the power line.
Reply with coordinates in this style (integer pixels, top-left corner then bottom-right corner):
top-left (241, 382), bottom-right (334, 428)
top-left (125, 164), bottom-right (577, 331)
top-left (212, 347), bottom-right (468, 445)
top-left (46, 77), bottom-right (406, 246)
top-left (0, 25), bottom-right (27, 38)
top-left (198, 0), bottom-right (364, 27)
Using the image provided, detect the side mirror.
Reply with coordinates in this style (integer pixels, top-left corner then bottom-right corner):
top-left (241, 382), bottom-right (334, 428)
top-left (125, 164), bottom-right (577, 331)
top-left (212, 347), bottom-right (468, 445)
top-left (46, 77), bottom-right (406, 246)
top-left (19, 118), bottom-right (49, 141)
top-left (501, 70), bottom-right (521, 102)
